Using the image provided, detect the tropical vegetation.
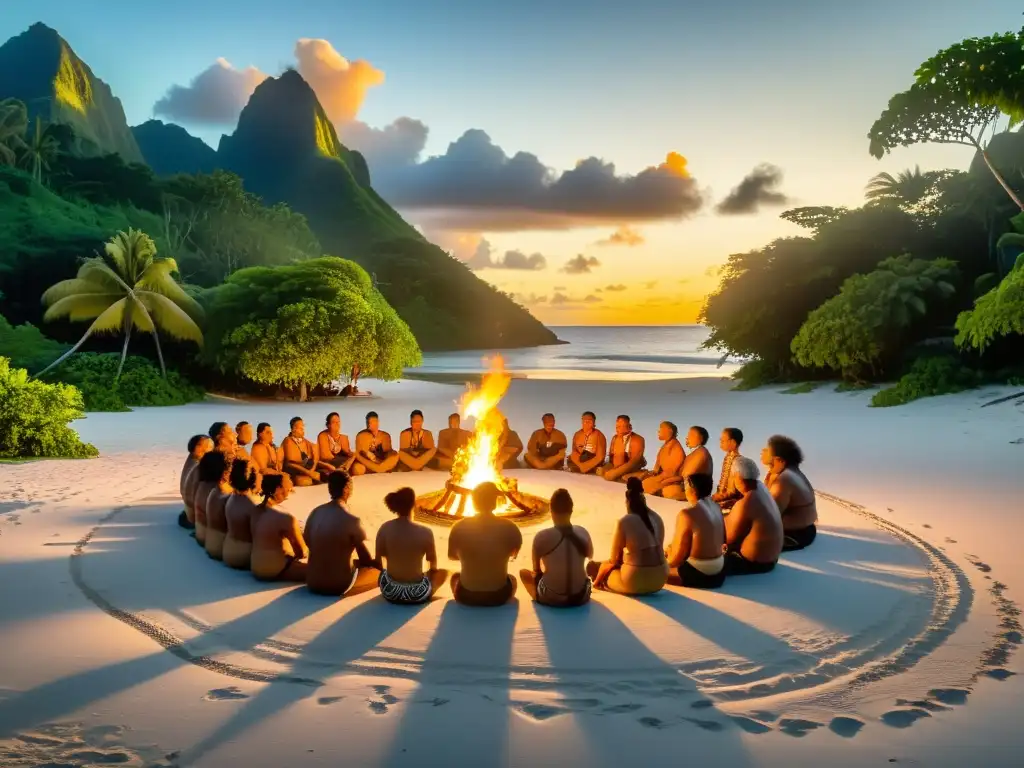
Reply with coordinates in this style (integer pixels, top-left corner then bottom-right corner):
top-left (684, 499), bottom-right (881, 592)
top-left (701, 22), bottom-right (1024, 404)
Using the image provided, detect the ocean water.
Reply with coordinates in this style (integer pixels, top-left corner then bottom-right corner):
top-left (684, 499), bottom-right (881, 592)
top-left (407, 325), bottom-right (741, 381)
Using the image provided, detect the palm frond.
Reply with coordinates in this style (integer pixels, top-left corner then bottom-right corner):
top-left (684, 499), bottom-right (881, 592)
top-left (129, 299), bottom-right (156, 333)
top-left (83, 299), bottom-right (128, 336)
top-left (43, 293), bottom-right (123, 322)
top-left (136, 258), bottom-right (205, 319)
top-left (41, 277), bottom-right (119, 305)
top-left (137, 292), bottom-right (204, 344)
top-left (77, 257), bottom-right (132, 294)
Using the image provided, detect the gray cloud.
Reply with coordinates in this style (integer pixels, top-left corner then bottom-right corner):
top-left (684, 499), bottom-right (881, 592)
top-left (561, 255), bottom-right (600, 274)
top-left (605, 284), bottom-right (627, 291)
top-left (550, 292), bottom-right (603, 306)
top-left (153, 58), bottom-right (267, 125)
top-left (464, 239), bottom-right (546, 271)
top-left (715, 164), bottom-right (790, 215)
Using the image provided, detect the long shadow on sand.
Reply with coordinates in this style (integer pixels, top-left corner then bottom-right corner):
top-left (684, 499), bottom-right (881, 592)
top-left (0, 587), bottom-right (324, 739)
top-left (536, 600), bottom-right (753, 765)
top-left (183, 595), bottom-right (430, 765)
top-left (379, 600), bottom-right (519, 768)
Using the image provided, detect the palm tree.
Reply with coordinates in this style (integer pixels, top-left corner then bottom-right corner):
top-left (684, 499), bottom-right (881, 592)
top-left (865, 166), bottom-right (942, 209)
top-left (0, 98), bottom-right (28, 167)
top-left (19, 116), bottom-right (60, 183)
top-left (36, 229), bottom-right (204, 380)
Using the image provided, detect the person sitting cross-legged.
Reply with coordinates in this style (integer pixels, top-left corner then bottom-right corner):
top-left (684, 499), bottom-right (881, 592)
top-left (397, 409), bottom-right (438, 471)
top-left (180, 434), bottom-right (212, 529)
top-left (375, 487), bottom-right (449, 604)
top-left (449, 482), bottom-right (522, 607)
top-left (523, 413), bottom-right (568, 470)
top-left (724, 456), bottom-right (783, 575)
top-left (597, 414), bottom-right (646, 482)
top-left (587, 477), bottom-right (668, 595)
top-left (666, 473), bottom-right (726, 589)
top-left (521, 489), bottom-right (594, 607)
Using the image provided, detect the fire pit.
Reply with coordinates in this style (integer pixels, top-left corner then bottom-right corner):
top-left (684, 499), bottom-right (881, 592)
top-left (412, 355), bottom-right (552, 528)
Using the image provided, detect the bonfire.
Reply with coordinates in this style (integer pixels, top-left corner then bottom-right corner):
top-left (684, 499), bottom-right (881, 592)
top-left (414, 356), bottom-right (548, 524)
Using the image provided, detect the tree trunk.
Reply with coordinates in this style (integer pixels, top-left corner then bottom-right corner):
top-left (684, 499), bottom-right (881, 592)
top-left (152, 331), bottom-right (168, 379)
top-left (115, 323), bottom-right (132, 381)
top-left (298, 379), bottom-right (308, 402)
top-left (980, 150), bottom-right (1024, 211)
top-left (31, 330), bottom-right (93, 379)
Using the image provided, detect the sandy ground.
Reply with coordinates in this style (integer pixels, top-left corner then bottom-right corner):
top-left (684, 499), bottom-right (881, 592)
top-left (1, 376), bottom-right (1022, 767)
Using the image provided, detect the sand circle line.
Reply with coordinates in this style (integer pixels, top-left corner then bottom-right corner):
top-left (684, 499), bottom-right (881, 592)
top-left (65, 471), bottom-right (977, 710)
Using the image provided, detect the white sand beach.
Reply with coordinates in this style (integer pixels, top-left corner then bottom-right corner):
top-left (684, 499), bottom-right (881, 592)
top-left (1, 376), bottom-right (1022, 767)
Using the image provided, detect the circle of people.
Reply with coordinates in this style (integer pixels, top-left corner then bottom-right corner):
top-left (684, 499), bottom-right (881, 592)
top-left (179, 410), bottom-right (818, 608)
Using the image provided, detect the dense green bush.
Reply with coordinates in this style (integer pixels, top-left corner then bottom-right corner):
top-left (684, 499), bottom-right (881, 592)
top-left (955, 254), bottom-right (1024, 352)
top-left (0, 356), bottom-right (97, 458)
top-left (43, 353), bottom-right (205, 411)
top-left (0, 315), bottom-right (68, 372)
top-left (870, 356), bottom-right (982, 407)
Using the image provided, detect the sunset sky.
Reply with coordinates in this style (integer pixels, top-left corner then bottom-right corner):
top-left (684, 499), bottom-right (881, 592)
top-left (4, 0), bottom-right (1022, 325)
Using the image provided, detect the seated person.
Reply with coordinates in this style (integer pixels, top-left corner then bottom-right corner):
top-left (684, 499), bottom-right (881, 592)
top-left (498, 418), bottom-right (524, 469)
top-left (587, 477), bottom-right (668, 595)
top-left (204, 452), bottom-right (234, 560)
top-left (760, 444), bottom-right (777, 489)
top-left (317, 412), bottom-right (355, 476)
top-left (681, 426), bottom-right (713, 481)
top-left (724, 457), bottom-right (784, 575)
top-left (449, 482), bottom-right (523, 606)
top-left (520, 489), bottom-right (594, 607)
top-left (209, 421), bottom-right (237, 454)
top-left (235, 421), bottom-right (253, 461)
top-left (304, 472), bottom-right (382, 596)
top-left (567, 411), bottom-right (607, 475)
top-left (764, 435), bottom-right (818, 550)
top-left (397, 409), bottom-right (438, 471)
top-left (627, 422), bottom-right (685, 498)
top-left (192, 449), bottom-right (228, 547)
top-left (666, 474), bottom-right (726, 589)
top-left (352, 411), bottom-right (400, 475)
top-left (282, 416), bottom-right (321, 486)
top-left (434, 413), bottom-right (472, 470)
top-left (597, 415), bottom-right (646, 482)
top-left (223, 459), bottom-right (259, 570)
top-left (180, 434), bottom-right (212, 528)
top-left (250, 474), bottom-right (308, 582)
top-left (712, 427), bottom-right (744, 512)
top-left (251, 422), bottom-right (283, 476)
top-left (523, 413), bottom-right (568, 470)
top-left (375, 487), bottom-right (449, 604)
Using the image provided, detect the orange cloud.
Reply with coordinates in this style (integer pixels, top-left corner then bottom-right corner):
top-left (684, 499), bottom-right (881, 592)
top-left (293, 38), bottom-right (385, 124)
top-left (662, 152), bottom-right (690, 177)
top-left (595, 224), bottom-right (645, 247)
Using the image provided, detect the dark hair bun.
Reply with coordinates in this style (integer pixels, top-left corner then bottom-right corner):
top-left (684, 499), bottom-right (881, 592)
top-left (625, 476), bottom-right (643, 495)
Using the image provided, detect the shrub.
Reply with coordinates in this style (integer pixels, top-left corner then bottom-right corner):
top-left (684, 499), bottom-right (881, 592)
top-left (0, 315), bottom-right (69, 372)
top-left (43, 353), bottom-right (205, 412)
top-left (955, 254), bottom-right (1024, 353)
top-left (870, 356), bottom-right (982, 407)
top-left (0, 356), bottom-right (98, 458)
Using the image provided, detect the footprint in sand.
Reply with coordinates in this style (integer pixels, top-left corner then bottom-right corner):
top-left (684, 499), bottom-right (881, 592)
top-left (729, 716), bottom-right (772, 734)
top-left (689, 699), bottom-right (715, 710)
top-left (922, 524), bottom-right (932, 529)
top-left (828, 717), bottom-right (864, 737)
top-left (984, 668), bottom-right (1016, 680)
top-left (317, 696), bottom-right (345, 706)
top-left (929, 688), bottom-right (969, 706)
top-left (637, 716), bottom-right (670, 729)
top-left (945, 537), bottom-right (958, 544)
top-left (778, 718), bottom-right (822, 737)
top-left (517, 703), bottom-right (570, 721)
top-left (682, 717), bottom-right (724, 732)
top-left (204, 686), bottom-right (250, 701)
top-left (881, 708), bottom-right (931, 728)
top-left (896, 698), bottom-right (949, 712)
top-left (602, 703), bottom-right (644, 714)
top-left (367, 684), bottom-right (400, 714)
top-left (417, 697), bottom-right (450, 707)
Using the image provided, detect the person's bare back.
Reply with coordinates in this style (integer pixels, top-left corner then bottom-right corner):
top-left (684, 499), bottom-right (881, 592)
top-left (667, 499), bottom-right (725, 567)
top-left (727, 484), bottom-right (783, 564)
top-left (771, 470), bottom-right (818, 530)
top-left (376, 518), bottom-right (437, 582)
top-left (225, 493), bottom-right (257, 542)
top-left (448, 514), bottom-right (522, 592)
top-left (250, 506), bottom-right (308, 581)
top-left (682, 445), bottom-right (713, 479)
top-left (304, 500), bottom-right (377, 595)
top-left (532, 524), bottom-right (593, 597)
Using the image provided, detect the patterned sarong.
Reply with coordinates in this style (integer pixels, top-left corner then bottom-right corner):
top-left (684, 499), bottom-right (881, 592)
top-left (379, 570), bottom-right (432, 604)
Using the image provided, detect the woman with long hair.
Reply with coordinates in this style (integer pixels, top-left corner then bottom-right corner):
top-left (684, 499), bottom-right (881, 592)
top-left (587, 476), bottom-right (668, 595)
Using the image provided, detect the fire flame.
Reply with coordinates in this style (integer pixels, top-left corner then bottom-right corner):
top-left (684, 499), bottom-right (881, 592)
top-left (449, 355), bottom-right (514, 515)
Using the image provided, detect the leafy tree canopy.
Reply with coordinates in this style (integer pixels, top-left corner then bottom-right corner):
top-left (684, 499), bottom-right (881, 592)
top-left (955, 252), bottom-right (1024, 352)
top-left (202, 257), bottom-right (421, 399)
top-left (791, 255), bottom-right (960, 380)
top-left (779, 206), bottom-right (849, 233)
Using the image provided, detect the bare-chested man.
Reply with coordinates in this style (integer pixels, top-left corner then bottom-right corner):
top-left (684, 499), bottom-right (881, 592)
top-left (250, 474), bottom-right (308, 582)
top-left (317, 411), bottom-right (355, 477)
top-left (235, 421), bottom-right (253, 461)
top-left (209, 421), bottom-right (237, 455)
top-left (398, 409), bottom-right (437, 471)
top-left (204, 452), bottom-right (234, 560)
top-left (449, 482), bottom-right (523, 606)
top-left (352, 411), bottom-right (400, 475)
top-left (304, 471), bottom-right (381, 596)
top-left (375, 486), bottom-right (449, 604)
top-left (681, 426), bottom-right (713, 480)
top-left (251, 423), bottom-right (283, 476)
top-left (567, 411), bottom-right (607, 475)
top-left (712, 427), bottom-right (744, 512)
top-left (666, 473), bottom-right (726, 589)
top-left (724, 456), bottom-right (783, 574)
top-left (520, 489), bottom-right (594, 607)
top-left (193, 449), bottom-right (228, 548)
top-left (523, 413), bottom-right (568, 470)
top-left (180, 434), bottom-right (212, 528)
top-left (498, 418), bottom-right (524, 469)
top-left (628, 421), bottom-right (685, 498)
top-left (282, 417), bottom-right (322, 486)
top-left (597, 415), bottom-right (646, 482)
top-left (434, 413), bottom-right (472, 470)
top-left (764, 435), bottom-right (819, 550)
